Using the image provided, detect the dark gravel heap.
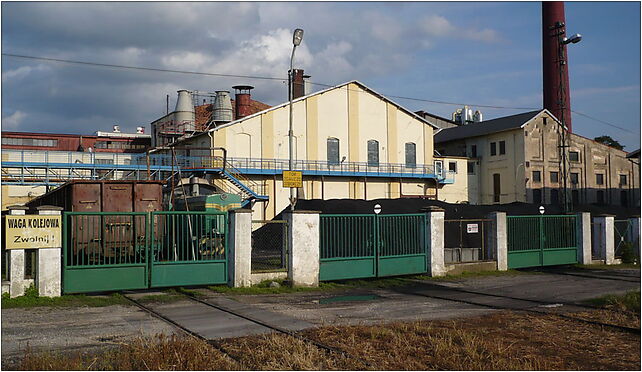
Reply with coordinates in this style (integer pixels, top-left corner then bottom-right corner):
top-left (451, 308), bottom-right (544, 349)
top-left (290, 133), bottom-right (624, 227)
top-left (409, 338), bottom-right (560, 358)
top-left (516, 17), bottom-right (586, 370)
top-left (275, 198), bottom-right (639, 219)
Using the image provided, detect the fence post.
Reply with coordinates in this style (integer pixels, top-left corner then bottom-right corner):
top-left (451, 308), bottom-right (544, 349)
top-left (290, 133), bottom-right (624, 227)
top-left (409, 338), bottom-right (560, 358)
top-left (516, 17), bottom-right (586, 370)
top-left (424, 207), bottom-right (446, 277)
top-left (576, 212), bottom-right (592, 265)
top-left (593, 215), bottom-right (615, 265)
top-left (284, 210), bottom-right (320, 287)
top-left (7, 205), bottom-right (29, 297)
top-left (228, 209), bottom-right (252, 288)
top-left (36, 206), bottom-right (63, 297)
top-left (487, 212), bottom-right (507, 271)
top-left (629, 217), bottom-right (640, 260)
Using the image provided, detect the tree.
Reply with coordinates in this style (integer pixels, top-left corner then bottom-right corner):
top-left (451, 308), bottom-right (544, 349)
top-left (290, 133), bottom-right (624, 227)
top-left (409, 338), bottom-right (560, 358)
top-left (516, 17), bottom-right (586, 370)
top-left (594, 135), bottom-right (624, 150)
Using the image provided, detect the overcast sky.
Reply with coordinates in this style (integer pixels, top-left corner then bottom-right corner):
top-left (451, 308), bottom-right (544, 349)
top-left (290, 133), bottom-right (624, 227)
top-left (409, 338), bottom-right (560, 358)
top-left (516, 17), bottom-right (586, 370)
top-left (2, 1), bottom-right (640, 150)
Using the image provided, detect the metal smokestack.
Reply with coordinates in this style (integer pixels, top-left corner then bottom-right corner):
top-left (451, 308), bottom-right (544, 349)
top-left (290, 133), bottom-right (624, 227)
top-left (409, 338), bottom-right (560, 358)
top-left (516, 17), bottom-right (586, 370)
top-left (542, 1), bottom-right (573, 132)
top-left (232, 85), bottom-right (254, 119)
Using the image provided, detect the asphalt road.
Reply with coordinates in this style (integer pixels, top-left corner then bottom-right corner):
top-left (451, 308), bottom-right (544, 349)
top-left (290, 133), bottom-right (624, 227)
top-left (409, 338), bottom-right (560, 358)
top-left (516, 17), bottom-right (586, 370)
top-left (2, 267), bottom-right (639, 366)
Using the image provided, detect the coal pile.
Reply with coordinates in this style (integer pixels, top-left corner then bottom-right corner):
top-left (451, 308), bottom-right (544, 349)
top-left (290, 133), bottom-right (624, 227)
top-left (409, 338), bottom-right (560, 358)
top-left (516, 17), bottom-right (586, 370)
top-left (273, 198), bottom-right (639, 220)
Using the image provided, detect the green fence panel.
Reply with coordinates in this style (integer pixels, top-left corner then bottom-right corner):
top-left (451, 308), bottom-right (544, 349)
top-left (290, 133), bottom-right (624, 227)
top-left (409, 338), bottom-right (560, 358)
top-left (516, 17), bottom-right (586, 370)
top-left (150, 211), bottom-right (228, 288)
top-left (320, 215), bottom-right (376, 281)
top-left (319, 213), bottom-right (427, 281)
top-left (62, 212), bottom-right (149, 294)
top-left (507, 215), bottom-right (577, 269)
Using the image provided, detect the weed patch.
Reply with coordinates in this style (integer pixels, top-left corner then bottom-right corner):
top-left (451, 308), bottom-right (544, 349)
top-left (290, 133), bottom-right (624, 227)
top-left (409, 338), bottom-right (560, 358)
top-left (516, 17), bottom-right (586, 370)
top-left (1, 286), bottom-right (129, 309)
top-left (585, 290), bottom-right (641, 314)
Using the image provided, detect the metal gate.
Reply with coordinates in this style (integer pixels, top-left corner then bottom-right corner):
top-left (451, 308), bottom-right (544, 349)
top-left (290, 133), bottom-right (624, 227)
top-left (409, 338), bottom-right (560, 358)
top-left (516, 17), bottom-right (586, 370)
top-left (444, 219), bottom-right (494, 263)
top-left (319, 214), bottom-right (427, 281)
top-left (507, 215), bottom-right (578, 269)
top-left (63, 211), bottom-right (227, 294)
top-left (614, 219), bottom-right (634, 259)
top-left (251, 220), bottom-right (288, 273)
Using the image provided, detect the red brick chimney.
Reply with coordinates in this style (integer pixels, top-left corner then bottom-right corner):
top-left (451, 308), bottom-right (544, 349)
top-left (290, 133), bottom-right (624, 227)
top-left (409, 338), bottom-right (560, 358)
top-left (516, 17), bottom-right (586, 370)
top-left (290, 69), bottom-right (305, 100)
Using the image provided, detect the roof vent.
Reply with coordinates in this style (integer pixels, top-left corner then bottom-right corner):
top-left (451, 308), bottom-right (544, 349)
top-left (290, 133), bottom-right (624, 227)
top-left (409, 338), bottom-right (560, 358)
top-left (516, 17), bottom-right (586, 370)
top-left (113, 125), bottom-right (121, 133)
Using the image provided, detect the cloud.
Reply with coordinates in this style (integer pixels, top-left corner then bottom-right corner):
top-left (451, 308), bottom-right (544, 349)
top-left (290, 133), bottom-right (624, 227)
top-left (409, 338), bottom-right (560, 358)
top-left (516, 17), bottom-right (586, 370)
top-left (2, 111), bottom-right (27, 129)
top-left (1, 64), bottom-right (49, 82)
top-left (418, 14), bottom-right (501, 43)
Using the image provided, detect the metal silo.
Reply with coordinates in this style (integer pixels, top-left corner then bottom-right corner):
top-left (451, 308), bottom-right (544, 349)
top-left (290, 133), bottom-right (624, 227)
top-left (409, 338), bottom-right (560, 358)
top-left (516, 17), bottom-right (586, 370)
top-left (174, 90), bottom-right (196, 132)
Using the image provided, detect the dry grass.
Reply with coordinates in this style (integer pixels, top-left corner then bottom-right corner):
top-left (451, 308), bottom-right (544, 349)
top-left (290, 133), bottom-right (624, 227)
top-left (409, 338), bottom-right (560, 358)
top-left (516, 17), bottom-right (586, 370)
top-left (16, 310), bottom-right (641, 371)
top-left (18, 335), bottom-right (239, 371)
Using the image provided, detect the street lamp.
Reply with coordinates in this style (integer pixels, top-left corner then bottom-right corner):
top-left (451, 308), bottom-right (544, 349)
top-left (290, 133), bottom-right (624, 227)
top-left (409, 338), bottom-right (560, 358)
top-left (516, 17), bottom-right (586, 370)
top-left (289, 28), bottom-right (304, 210)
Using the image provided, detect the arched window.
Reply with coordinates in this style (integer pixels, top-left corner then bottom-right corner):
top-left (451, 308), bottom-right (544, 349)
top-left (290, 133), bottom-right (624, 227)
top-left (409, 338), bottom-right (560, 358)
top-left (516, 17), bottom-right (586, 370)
top-left (367, 140), bottom-right (379, 167)
top-left (327, 137), bottom-right (339, 165)
top-left (405, 142), bottom-right (416, 168)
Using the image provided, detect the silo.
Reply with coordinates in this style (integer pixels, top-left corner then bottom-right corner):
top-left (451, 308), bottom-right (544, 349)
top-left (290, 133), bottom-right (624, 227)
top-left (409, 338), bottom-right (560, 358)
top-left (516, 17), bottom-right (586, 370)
top-left (174, 90), bottom-right (196, 132)
top-left (212, 91), bottom-right (233, 123)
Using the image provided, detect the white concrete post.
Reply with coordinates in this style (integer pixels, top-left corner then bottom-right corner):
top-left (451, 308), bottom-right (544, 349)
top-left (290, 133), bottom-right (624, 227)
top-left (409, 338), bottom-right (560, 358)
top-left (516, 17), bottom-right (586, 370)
top-left (576, 212), bottom-right (592, 265)
top-left (36, 206), bottom-right (63, 297)
top-left (228, 209), bottom-right (253, 288)
top-left (487, 212), bottom-right (508, 271)
top-left (593, 215), bottom-right (615, 265)
top-left (284, 210), bottom-right (320, 287)
top-left (425, 207), bottom-right (446, 277)
top-left (7, 205), bottom-right (29, 297)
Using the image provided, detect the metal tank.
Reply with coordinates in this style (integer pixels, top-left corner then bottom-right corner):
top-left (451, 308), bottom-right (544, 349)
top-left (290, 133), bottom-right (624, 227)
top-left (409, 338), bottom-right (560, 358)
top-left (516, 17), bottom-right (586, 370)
top-left (212, 91), bottom-right (233, 123)
top-left (174, 90), bottom-right (196, 132)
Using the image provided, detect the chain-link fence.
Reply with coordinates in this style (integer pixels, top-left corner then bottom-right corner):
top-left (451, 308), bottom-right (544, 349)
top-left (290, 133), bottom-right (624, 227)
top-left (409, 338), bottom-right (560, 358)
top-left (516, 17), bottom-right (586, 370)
top-left (444, 219), bottom-right (494, 263)
top-left (614, 219), bottom-right (633, 259)
top-left (251, 220), bottom-right (288, 272)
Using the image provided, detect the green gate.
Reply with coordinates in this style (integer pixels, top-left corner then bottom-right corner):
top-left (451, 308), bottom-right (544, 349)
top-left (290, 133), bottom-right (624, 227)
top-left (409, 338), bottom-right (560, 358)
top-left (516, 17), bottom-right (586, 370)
top-left (63, 212), bottom-right (149, 293)
top-left (319, 214), bottom-right (427, 281)
top-left (507, 215), bottom-right (578, 269)
top-left (62, 211), bottom-right (228, 294)
top-left (150, 211), bottom-right (228, 287)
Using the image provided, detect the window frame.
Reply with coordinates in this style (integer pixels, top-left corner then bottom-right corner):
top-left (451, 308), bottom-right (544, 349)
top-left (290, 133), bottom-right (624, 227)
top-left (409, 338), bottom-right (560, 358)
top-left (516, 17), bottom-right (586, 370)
top-left (596, 173), bottom-right (604, 185)
top-left (490, 142), bottom-right (497, 156)
top-left (569, 151), bottom-right (580, 162)
top-left (532, 170), bottom-right (541, 183)
top-left (448, 161), bottom-right (457, 174)
top-left (327, 137), bottom-right (340, 165)
top-left (570, 172), bottom-right (579, 185)
top-left (550, 171), bottom-right (559, 183)
top-left (620, 174), bottom-right (628, 186)
top-left (499, 140), bottom-right (506, 155)
top-left (367, 139), bottom-right (379, 167)
top-left (405, 142), bottom-right (416, 168)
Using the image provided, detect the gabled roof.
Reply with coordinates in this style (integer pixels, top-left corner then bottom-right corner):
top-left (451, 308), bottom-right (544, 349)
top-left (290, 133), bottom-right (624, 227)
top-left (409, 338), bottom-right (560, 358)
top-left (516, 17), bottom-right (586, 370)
top-left (627, 149), bottom-right (640, 158)
top-left (209, 80), bottom-right (439, 133)
top-left (434, 110), bottom-right (546, 143)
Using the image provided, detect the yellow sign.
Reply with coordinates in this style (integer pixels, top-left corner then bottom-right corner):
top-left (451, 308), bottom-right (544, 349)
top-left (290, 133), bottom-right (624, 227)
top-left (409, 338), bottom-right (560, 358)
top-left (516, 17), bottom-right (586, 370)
top-left (5, 215), bottom-right (62, 249)
top-left (282, 171), bottom-right (303, 188)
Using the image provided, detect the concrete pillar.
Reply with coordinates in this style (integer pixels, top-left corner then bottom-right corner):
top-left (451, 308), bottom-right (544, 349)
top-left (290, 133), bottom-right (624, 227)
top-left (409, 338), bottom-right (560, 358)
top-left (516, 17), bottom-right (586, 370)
top-left (228, 209), bottom-right (253, 288)
top-left (36, 206), bottom-right (63, 297)
top-left (284, 210), bottom-right (320, 287)
top-left (487, 212), bottom-right (508, 271)
top-left (576, 212), bottom-right (592, 265)
top-left (593, 215), bottom-right (615, 265)
top-left (7, 205), bottom-right (29, 297)
top-left (425, 207), bottom-right (446, 277)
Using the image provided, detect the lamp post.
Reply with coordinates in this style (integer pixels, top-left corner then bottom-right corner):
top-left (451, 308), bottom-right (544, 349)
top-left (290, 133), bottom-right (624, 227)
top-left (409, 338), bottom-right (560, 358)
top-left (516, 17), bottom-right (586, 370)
top-left (550, 21), bottom-right (581, 212)
top-left (289, 28), bottom-right (304, 210)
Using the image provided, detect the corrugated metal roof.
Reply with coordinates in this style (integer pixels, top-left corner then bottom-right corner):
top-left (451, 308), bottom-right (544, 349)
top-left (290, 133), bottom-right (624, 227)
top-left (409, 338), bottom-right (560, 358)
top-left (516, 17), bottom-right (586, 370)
top-left (434, 110), bottom-right (542, 143)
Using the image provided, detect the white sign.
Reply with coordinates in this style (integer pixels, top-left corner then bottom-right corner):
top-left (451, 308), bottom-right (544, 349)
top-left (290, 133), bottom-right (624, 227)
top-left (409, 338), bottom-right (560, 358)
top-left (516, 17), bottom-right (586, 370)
top-left (539, 205), bottom-right (545, 215)
top-left (373, 204), bottom-right (382, 215)
top-left (466, 223), bottom-right (479, 234)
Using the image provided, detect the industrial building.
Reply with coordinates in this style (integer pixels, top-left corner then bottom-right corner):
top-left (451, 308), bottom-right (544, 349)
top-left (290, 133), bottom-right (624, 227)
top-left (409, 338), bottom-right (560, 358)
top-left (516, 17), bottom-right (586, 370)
top-left (157, 80), bottom-right (472, 220)
top-left (434, 109), bottom-right (640, 207)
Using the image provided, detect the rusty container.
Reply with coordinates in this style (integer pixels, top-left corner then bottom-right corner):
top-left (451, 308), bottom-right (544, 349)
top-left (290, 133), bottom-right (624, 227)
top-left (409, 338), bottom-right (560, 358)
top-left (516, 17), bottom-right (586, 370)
top-left (26, 181), bottom-right (164, 259)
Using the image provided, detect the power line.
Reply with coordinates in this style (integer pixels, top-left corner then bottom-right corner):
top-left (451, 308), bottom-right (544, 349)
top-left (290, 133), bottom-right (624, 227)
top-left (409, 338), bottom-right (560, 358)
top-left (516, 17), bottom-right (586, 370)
top-left (3, 52), bottom-right (637, 134)
top-left (1, 53), bottom-right (287, 82)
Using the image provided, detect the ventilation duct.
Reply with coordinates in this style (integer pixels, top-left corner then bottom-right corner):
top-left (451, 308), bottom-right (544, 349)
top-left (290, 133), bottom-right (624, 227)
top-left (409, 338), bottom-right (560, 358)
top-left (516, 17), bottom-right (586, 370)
top-left (232, 85), bottom-right (254, 120)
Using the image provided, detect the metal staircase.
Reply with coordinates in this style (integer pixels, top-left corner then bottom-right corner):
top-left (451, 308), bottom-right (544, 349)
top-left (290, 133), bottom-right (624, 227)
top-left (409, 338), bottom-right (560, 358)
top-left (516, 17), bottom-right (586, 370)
top-left (216, 161), bottom-right (268, 207)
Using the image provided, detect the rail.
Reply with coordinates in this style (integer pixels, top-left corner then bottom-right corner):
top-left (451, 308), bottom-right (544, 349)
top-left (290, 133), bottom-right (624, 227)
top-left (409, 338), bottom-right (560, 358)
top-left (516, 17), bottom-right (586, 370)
top-left (2, 150), bottom-right (450, 183)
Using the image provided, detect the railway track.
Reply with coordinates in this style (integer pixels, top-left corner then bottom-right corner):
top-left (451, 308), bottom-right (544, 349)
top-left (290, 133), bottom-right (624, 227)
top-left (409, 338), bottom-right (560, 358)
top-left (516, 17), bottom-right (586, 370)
top-left (122, 292), bottom-right (371, 368)
top-left (400, 284), bottom-right (641, 335)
